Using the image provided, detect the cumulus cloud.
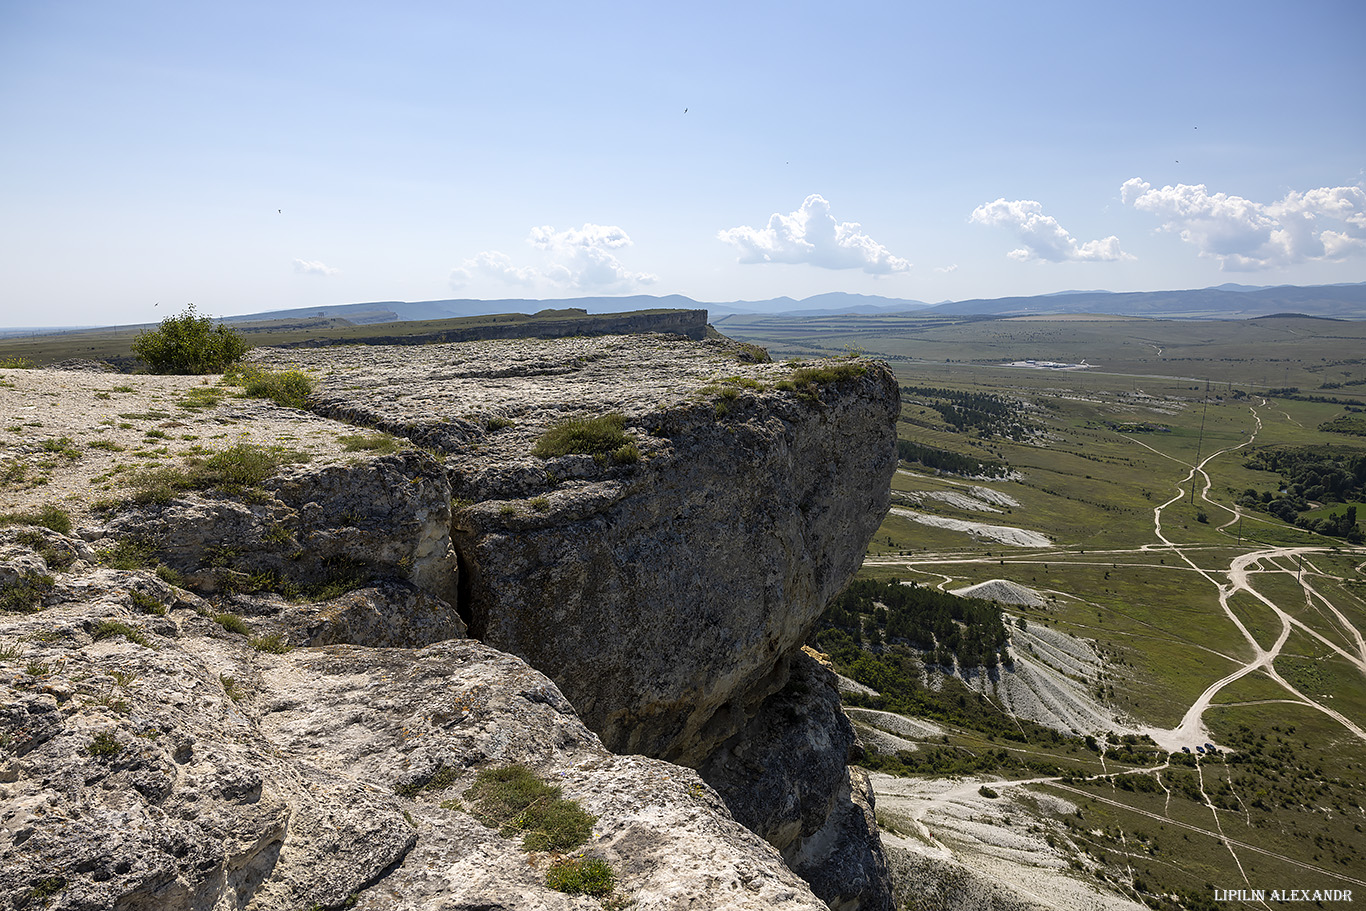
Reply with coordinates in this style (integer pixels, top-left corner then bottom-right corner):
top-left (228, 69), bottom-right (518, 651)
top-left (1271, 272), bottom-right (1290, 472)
top-left (969, 199), bottom-right (1132, 263)
top-left (292, 258), bottom-right (337, 276)
top-left (717, 195), bottom-right (911, 274)
top-left (450, 223), bottom-right (656, 293)
top-left (1122, 178), bottom-right (1366, 270)
top-left (936, 264), bottom-right (959, 273)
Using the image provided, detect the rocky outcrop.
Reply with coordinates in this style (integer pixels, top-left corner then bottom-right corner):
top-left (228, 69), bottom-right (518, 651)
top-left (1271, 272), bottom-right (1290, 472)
top-left (2, 334), bottom-right (900, 908)
top-left (0, 552), bottom-right (827, 910)
top-left (106, 450), bottom-right (459, 610)
top-left (254, 336), bottom-right (899, 765)
top-left (700, 651), bottom-right (893, 910)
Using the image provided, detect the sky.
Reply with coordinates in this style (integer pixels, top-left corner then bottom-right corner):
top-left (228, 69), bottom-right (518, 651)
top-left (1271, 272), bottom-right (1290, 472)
top-left (2, 0), bottom-right (1365, 327)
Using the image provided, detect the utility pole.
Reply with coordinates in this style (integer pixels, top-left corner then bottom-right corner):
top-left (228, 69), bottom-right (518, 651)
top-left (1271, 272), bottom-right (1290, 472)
top-left (1191, 382), bottom-right (1210, 505)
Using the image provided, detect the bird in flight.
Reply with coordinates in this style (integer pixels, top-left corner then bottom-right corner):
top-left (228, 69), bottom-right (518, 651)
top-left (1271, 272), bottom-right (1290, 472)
top-left (683, 108), bottom-right (688, 113)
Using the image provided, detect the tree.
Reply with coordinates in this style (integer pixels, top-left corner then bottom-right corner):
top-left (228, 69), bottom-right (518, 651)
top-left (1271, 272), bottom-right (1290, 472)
top-left (132, 304), bottom-right (248, 374)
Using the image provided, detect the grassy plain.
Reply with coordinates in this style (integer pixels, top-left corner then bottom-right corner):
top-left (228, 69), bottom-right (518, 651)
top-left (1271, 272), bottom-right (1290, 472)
top-left (733, 312), bottom-right (1366, 909)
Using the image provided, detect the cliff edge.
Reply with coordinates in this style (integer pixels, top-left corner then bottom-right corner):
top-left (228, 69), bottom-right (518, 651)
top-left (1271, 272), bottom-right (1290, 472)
top-left (0, 333), bottom-right (898, 909)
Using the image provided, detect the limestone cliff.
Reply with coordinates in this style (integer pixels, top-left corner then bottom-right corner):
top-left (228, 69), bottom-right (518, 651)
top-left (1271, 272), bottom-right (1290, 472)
top-left (0, 333), bottom-right (899, 909)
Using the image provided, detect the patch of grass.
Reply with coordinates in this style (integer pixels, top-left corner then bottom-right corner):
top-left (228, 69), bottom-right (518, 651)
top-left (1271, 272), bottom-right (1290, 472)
top-left (338, 432), bottom-right (401, 454)
top-left (529, 495), bottom-right (550, 512)
top-left (0, 639), bottom-right (22, 660)
top-left (213, 612), bottom-right (250, 635)
top-left (91, 620), bottom-right (151, 647)
top-left (126, 442), bottom-right (307, 504)
top-left (41, 436), bottom-right (82, 460)
top-left (176, 385), bottom-right (227, 411)
top-left (0, 570), bottom-right (54, 613)
top-left (546, 857), bottom-right (615, 897)
top-left (88, 439), bottom-right (125, 452)
top-left (467, 763), bottom-right (597, 852)
top-left (227, 365), bottom-right (314, 409)
top-left (249, 632), bottom-right (292, 653)
top-left (154, 564), bottom-right (184, 587)
top-left (776, 361), bottom-right (869, 400)
top-left (0, 504), bottom-right (72, 534)
top-left (531, 413), bottom-right (632, 461)
top-left (0, 356), bottom-right (33, 369)
top-left (486, 415), bottom-right (515, 431)
top-left (86, 731), bottom-right (123, 757)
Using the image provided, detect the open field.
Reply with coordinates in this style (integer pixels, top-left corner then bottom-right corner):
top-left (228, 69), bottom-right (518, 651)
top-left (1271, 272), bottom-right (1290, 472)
top-left (734, 314), bottom-right (1366, 910)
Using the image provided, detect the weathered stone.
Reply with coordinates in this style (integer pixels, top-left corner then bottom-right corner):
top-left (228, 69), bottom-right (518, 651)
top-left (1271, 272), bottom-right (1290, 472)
top-left (0, 588), bottom-right (826, 911)
top-left (700, 650), bottom-right (894, 910)
top-left (106, 449), bottom-right (459, 607)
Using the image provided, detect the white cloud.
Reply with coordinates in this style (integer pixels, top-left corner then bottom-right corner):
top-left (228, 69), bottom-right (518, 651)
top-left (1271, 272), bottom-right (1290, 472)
top-left (717, 194), bottom-right (911, 274)
top-left (292, 258), bottom-right (337, 276)
top-left (450, 224), bottom-right (656, 293)
top-left (448, 250), bottom-right (539, 287)
top-left (1122, 178), bottom-right (1366, 271)
top-left (936, 264), bottom-right (959, 273)
top-left (969, 199), bottom-right (1131, 263)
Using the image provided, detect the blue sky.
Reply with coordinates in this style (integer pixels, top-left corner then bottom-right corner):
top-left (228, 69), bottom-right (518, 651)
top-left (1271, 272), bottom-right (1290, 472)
top-left (2, 0), bottom-right (1364, 326)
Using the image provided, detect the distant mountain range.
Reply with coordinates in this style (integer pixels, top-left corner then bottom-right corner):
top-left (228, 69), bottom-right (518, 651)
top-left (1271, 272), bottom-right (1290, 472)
top-left (4, 283), bottom-right (1364, 337)
top-left (231, 282), bottom-right (1366, 325)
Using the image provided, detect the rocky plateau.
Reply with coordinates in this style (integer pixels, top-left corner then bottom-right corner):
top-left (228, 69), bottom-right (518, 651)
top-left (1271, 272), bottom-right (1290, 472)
top-left (0, 333), bottom-right (899, 910)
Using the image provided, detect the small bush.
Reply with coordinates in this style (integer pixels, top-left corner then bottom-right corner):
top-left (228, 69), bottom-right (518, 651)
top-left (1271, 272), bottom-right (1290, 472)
top-left (133, 305), bottom-right (248, 374)
top-left (213, 612), bottom-right (251, 635)
top-left (229, 366), bottom-right (314, 409)
top-left (129, 590), bottom-right (166, 615)
top-left (0, 570), bottom-right (54, 612)
top-left (0, 357), bottom-right (33, 369)
top-left (486, 416), bottom-right (515, 431)
top-left (546, 857), bottom-right (615, 896)
top-left (532, 413), bottom-right (631, 460)
top-left (249, 632), bottom-right (292, 653)
top-left (0, 504), bottom-right (72, 534)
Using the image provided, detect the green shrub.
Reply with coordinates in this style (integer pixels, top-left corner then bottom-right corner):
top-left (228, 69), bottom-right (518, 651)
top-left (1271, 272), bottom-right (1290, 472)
top-left (532, 413), bottom-right (631, 460)
top-left (546, 857), bottom-right (615, 896)
top-left (126, 442), bottom-right (306, 503)
top-left (132, 305), bottom-right (248, 374)
top-left (0, 504), bottom-right (72, 534)
top-left (229, 366), bottom-right (314, 409)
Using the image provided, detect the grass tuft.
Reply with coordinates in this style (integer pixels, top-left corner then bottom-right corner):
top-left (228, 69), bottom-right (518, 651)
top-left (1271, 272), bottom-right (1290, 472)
top-left (546, 857), bottom-right (615, 896)
top-left (0, 504), bottom-right (72, 534)
top-left (532, 413), bottom-right (632, 461)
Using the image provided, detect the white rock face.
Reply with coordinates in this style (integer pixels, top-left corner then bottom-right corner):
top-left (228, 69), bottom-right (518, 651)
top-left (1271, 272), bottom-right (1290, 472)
top-left (0, 556), bottom-right (827, 911)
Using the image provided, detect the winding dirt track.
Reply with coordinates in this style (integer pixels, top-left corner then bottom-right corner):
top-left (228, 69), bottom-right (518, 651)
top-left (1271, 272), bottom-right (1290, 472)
top-left (869, 399), bottom-right (1366, 899)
